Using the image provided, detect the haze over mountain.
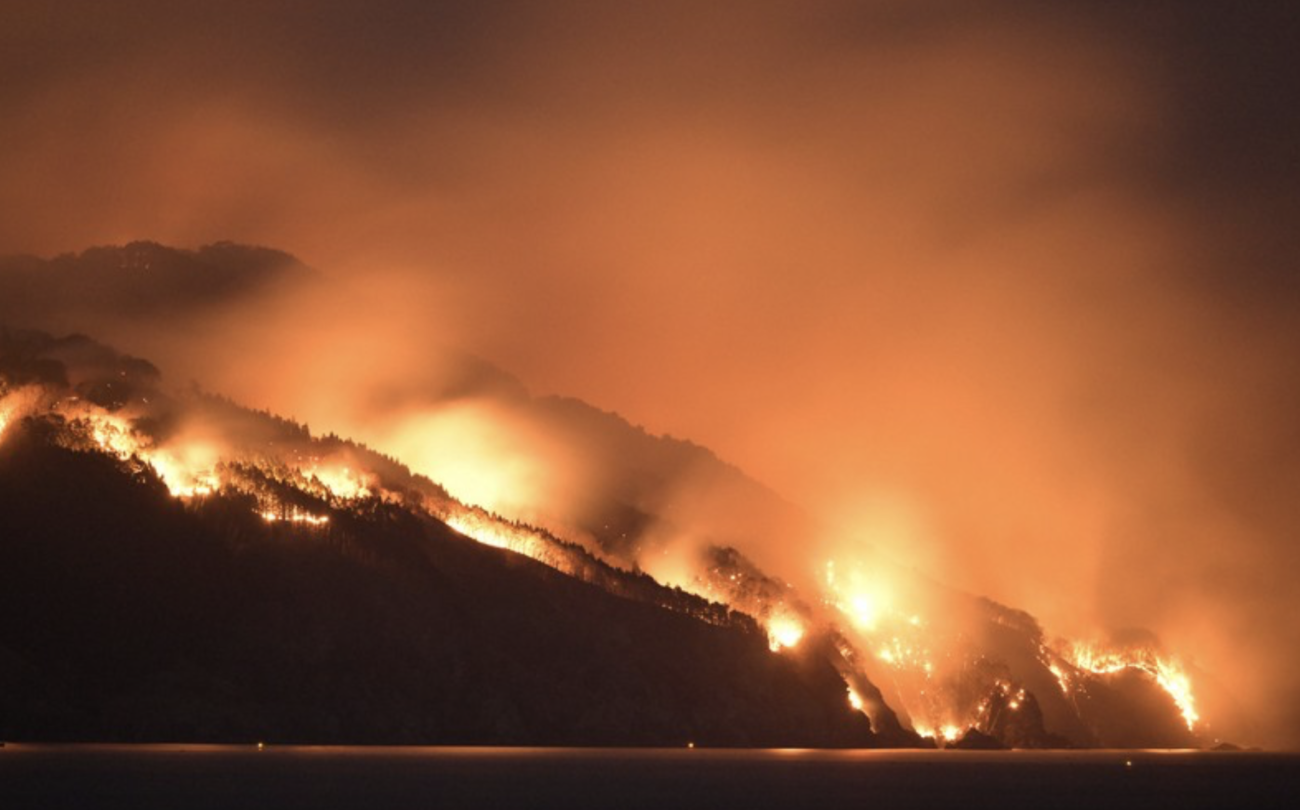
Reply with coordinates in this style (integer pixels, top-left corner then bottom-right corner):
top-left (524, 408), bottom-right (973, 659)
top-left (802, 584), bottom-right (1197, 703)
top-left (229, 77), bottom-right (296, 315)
top-left (0, 246), bottom-right (1230, 747)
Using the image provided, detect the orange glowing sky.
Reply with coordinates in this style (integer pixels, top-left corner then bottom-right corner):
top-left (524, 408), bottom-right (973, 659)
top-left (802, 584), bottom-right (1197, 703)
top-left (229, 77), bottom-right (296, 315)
top-left (2, 1), bottom-right (1299, 747)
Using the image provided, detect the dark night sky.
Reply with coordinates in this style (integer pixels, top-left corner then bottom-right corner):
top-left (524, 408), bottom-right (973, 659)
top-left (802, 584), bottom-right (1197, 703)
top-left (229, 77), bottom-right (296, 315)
top-left (2, 1), bottom-right (1299, 746)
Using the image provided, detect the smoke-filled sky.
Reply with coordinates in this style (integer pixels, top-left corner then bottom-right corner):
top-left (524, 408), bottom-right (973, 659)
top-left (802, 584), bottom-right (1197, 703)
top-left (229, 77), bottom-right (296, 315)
top-left (3, 1), bottom-right (1300, 745)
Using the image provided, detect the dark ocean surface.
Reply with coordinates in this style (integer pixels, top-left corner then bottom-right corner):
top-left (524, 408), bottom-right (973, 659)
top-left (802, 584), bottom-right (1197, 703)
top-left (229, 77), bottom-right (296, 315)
top-left (2, 744), bottom-right (1297, 809)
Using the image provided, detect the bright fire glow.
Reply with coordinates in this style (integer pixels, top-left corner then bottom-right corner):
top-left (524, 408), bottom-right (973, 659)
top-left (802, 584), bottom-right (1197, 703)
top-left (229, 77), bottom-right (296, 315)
top-left (822, 561), bottom-right (902, 637)
top-left (444, 509), bottom-right (575, 576)
top-left (911, 722), bottom-right (964, 744)
top-left (260, 509), bottom-right (330, 526)
top-left (6, 375), bottom-right (1218, 745)
top-left (0, 389), bottom-right (15, 438)
top-left (148, 445), bottom-right (221, 498)
top-left (1064, 641), bottom-right (1200, 731)
top-left (378, 405), bottom-right (554, 517)
top-left (847, 686), bottom-right (864, 712)
top-left (1047, 657), bottom-right (1070, 693)
top-left (305, 464), bottom-right (370, 500)
top-left (447, 513), bottom-right (522, 551)
top-left (57, 406), bottom-right (226, 499)
top-left (824, 562), bottom-right (933, 674)
top-left (84, 410), bottom-right (138, 458)
top-left (49, 403), bottom-right (349, 528)
top-left (766, 612), bottom-right (805, 652)
top-left (847, 592), bottom-right (884, 630)
top-left (825, 550), bottom-right (1205, 741)
top-left (822, 557), bottom-right (953, 734)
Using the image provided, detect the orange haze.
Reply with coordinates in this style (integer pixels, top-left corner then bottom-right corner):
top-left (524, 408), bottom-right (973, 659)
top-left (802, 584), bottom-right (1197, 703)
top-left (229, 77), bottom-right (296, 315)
top-left (2, 1), bottom-right (1298, 747)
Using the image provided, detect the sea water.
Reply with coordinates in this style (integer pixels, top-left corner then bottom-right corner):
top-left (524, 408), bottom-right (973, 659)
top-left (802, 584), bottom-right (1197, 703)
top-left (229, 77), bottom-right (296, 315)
top-left (2, 744), bottom-right (1297, 809)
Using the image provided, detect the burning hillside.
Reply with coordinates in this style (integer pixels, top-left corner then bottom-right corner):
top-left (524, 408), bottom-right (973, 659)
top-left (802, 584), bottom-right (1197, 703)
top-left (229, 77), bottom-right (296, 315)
top-left (1, 331), bottom-right (885, 746)
top-left (1, 325), bottom-right (1223, 748)
top-left (0, 330), bottom-right (761, 634)
top-left (4, 0), bottom-right (1299, 751)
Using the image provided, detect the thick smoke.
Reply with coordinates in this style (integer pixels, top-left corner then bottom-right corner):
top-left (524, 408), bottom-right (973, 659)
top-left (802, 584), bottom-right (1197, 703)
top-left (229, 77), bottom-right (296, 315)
top-left (2, 1), bottom-right (1298, 746)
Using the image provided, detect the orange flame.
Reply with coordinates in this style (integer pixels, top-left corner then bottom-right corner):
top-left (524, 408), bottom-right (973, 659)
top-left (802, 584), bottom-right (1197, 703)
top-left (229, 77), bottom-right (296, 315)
top-left (765, 612), bottom-right (805, 652)
top-left (1062, 641), bottom-right (1200, 731)
top-left (847, 686), bottom-right (865, 712)
top-left (304, 464), bottom-right (371, 500)
top-left (443, 509), bottom-right (580, 578)
top-left (260, 509), bottom-right (330, 526)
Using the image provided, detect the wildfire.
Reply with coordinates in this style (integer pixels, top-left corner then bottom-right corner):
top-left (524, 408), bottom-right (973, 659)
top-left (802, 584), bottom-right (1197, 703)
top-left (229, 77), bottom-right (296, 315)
top-left (260, 509), bottom-right (330, 526)
top-left (825, 561), bottom-right (895, 632)
top-left (847, 686), bottom-right (864, 712)
top-left (83, 410), bottom-right (138, 457)
top-left (823, 560), bottom-right (935, 673)
top-left (1046, 657), bottom-right (1071, 693)
top-left (1061, 641), bottom-right (1200, 731)
top-left (766, 612), bottom-right (805, 652)
top-left (847, 592), bottom-right (885, 631)
top-left (147, 445), bottom-right (221, 498)
top-left (45, 403), bottom-right (358, 529)
top-left (78, 411), bottom-right (228, 499)
top-left (447, 512), bottom-right (528, 552)
top-left (0, 388), bottom-right (17, 438)
top-left (912, 722), bottom-right (965, 745)
top-left (875, 636), bottom-right (934, 674)
top-left (821, 557), bottom-right (958, 734)
top-left (6, 360), bottom-right (1222, 747)
top-left (823, 545), bottom-right (1208, 743)
top-left (444, 509), bottom-right (578, 577)
top-left (304, 464), bottom-right (370, 500)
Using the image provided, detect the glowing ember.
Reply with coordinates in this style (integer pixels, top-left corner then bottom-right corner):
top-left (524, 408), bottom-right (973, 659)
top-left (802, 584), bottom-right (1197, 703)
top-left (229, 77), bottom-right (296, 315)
top-left (911, 722), bottom-right (964, 744)
top-left (83, 411), bottom-right (138, 457)
top-left (64, 409), bottom-right (225, 499)
top-left (380, 405), bottom-right (549, 517)
top-left (260, 509), bottom-right (330, 526)
top-left (822, 550), bottom-right (1207, 742)
top-left (766, 613), bottom-right (805, 652)
top-left (443, 510), bottom-right (578, 578)
top-left (0, 388), bottom-right (18, 438)
top-left (847, 686), bottom-right (865, 712)
top-left (447, 513), bottom-right (519, 551)
top-left (1046, 657), bottom-right (1071, 693)
top-left (147, 446), bottom-right (221, 498)
top-left (823, 563), bottom-right (893, 632)
top-left (821, 557), bottom-right (958, 733)
top-left (305, 464), bottom-right (371, 500)
top-left (822, 561), bottom-right (906, 641)
top-left (847, 593), bottom-right (884, 630)
top-left (1063, 641), bottom-right (1200, 731)
top-left (874, 636), bottom-right (934, 673)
